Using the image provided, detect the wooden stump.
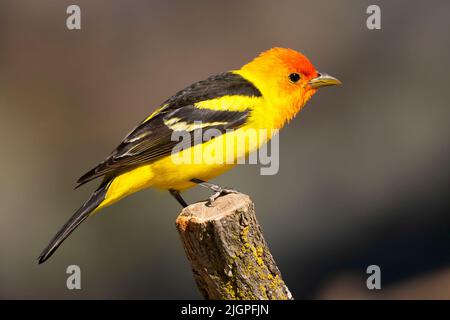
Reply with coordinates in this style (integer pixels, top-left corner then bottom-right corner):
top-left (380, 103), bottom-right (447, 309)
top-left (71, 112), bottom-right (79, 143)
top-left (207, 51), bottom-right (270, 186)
top-left (175, 193), bottom-right (293, 300)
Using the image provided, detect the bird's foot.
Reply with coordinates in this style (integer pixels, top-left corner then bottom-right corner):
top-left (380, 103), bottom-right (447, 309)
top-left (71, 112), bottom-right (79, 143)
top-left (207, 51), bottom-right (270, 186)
top-left (206, 187), bottom-right (240, 207)
top-left (191, 178), bottom-right (240, 207)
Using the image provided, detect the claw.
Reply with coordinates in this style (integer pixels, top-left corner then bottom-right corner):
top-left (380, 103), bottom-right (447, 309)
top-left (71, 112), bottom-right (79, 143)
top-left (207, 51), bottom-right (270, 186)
top-left (206, 191), bottom-right (221, 207)
top-left (191, 178), bottom-right (240, 206)
top-left (205, 187), bottom-right (240, 206)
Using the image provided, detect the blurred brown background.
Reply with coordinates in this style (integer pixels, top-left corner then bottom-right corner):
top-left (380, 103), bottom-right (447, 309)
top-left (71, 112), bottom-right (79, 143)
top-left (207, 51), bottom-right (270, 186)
top-left (1, 0), bottom-right (450, 299)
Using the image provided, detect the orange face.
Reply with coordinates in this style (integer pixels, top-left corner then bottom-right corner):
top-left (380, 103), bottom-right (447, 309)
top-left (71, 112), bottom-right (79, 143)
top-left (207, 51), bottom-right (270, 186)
top-left (266, 47), bottom-right (320, 104)
top-left (239, 47), bottom-right (341, 124)
top-left (270, 47), bottom-right (319, 80)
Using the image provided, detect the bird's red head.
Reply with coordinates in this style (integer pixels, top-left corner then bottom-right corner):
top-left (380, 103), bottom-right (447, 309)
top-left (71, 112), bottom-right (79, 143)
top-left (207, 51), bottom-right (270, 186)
top-left (237, 47), bottom-right (341, 125)
top-left (265, 47), bottom-right (318, 78)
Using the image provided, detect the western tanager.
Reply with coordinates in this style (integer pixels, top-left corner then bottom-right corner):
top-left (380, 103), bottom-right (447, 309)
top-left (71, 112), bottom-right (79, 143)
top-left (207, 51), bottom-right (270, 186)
top-left (38, 47), bottom-right (341, 263)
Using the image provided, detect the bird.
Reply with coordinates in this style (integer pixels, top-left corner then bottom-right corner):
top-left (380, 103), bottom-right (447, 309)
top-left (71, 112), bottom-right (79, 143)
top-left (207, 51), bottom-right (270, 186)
top-left (38, 47), bottom-right (341, 264)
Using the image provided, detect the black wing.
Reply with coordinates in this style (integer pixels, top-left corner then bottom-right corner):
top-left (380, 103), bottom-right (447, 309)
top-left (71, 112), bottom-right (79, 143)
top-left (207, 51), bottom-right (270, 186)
top-left (76, 72), bottom-right (261, 186)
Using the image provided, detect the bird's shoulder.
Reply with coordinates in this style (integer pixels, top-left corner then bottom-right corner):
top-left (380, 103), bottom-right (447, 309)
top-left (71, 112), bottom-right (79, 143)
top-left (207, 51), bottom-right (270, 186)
top-left (161, 71), bottom-right (262, 109)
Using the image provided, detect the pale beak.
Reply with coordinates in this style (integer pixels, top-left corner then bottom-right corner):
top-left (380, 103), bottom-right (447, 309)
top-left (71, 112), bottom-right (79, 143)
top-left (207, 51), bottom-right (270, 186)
top-left (309, 72), bottom-right (342, 89)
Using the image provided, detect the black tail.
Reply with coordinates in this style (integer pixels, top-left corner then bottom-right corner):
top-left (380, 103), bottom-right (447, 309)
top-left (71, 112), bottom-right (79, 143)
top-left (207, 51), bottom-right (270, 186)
top-left (38, 181), bottom-right (109, 264)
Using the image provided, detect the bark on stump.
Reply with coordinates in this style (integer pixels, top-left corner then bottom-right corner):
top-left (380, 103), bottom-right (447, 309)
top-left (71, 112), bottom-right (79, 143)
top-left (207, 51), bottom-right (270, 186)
top-left (175, 193), bottom-right (293, 300)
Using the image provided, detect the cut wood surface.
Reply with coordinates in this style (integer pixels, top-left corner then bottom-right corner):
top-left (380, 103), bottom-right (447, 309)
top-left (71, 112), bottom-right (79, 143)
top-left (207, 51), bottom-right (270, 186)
top-left (175, 193), bottom-right (293, 300)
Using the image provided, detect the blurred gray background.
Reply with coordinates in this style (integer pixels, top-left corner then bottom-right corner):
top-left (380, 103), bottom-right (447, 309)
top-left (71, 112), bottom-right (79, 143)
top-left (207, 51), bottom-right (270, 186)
top-left (1, 0), bottom-right (450, 299)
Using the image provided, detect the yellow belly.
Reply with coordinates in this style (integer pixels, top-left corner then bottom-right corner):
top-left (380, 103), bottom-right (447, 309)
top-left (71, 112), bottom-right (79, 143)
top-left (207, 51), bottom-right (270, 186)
top-left (97, 127), bottom-right (273, 210)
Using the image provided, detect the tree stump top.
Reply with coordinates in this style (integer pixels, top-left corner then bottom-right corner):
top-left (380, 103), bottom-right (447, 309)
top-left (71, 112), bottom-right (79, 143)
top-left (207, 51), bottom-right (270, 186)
top-left (176, 193), bottom-right (252, 230)
top-left (176, 193), bottom-right (293, 300)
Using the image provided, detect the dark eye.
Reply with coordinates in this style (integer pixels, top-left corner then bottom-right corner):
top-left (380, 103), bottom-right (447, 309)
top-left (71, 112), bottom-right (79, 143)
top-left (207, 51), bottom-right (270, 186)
top-left (289, 73), bottom-right (301, 83)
